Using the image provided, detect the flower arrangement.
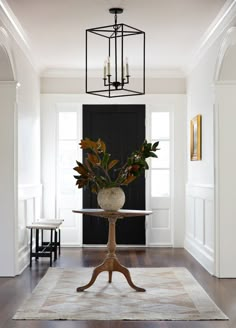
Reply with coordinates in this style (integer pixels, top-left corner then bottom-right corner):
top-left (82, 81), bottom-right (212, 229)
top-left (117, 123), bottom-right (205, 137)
top-left (73, 138), bottom-right (159, 193)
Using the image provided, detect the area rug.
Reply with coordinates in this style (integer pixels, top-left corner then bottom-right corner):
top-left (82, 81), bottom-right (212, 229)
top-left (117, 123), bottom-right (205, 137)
top-left (13, 267), bottom-right (228, 321)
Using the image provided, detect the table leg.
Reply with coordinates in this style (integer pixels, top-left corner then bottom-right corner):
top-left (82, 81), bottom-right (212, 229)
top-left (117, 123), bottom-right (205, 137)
top-left (112, 258), bottom-right (145, 292)
top-left (108, 271), bottom-right (112, 283)
top-left (76, 216), bottom-right (145, 292)
top-left (76, 259), bottom-right (110, 292)
top-left (54, 229), bottom-right (57, 261)
top-left (30, 228), bottom-right (33, 267)
top-left (35, 229), bottom-right (39, 260)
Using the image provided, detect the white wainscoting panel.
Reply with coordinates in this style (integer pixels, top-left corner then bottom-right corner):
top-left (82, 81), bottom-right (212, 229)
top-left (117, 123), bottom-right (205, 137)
top-left (185, 184), bottom-right (215, 274)
top-left (18, 184), bottom-right (42, 273)
top-left (148, 208), bottom-right (172, 245)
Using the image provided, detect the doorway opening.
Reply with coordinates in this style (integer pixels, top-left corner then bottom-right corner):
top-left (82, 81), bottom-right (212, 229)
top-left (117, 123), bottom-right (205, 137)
top-left (83, 104), bottom-right (146, 245)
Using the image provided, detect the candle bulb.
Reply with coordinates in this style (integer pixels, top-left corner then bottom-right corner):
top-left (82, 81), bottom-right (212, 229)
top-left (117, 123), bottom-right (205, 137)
top-left (104, 61), bottom-right (107, 79)
top-left (126, 57), bottom-right (129, 76)
top-left (107, 56), bottom-right (110, 75)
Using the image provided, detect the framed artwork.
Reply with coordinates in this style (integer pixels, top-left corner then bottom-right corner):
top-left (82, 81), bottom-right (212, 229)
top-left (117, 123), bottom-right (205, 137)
top-left (190, 114), bottom-right (202, 161)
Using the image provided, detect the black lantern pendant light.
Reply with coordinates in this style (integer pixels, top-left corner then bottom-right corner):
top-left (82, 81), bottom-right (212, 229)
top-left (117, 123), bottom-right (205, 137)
top-left (85, 8), bottom-right (145, 98)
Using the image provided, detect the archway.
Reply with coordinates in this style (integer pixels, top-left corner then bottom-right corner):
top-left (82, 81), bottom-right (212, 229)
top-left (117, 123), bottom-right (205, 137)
top-left (0, 27), bottom-right (18, 276)
top-left (214, 26), bottom-right (236, 82)
top-left (0, 45), bottom-right (14, 80)
top-left (0, 26), bottom-right (16, 80)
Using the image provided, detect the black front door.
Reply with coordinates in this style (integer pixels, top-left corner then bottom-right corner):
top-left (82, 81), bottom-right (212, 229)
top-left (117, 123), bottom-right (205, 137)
top-left (83, 104), bottom-right (145, 245)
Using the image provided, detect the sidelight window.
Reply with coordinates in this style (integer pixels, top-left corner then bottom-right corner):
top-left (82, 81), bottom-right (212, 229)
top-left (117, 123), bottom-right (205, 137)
top-left (57, 111), bottom-right (78, 224)
top-left (150, 112), bottom-right (170, 197)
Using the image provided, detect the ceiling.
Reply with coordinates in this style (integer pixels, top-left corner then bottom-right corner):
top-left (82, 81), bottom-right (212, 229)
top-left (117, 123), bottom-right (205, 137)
top-left (5, 0), bottom-right (228, 76)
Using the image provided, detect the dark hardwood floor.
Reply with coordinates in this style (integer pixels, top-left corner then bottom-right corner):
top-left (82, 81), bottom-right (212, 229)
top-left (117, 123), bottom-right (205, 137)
top-left (0, 247), bottom-right (235, 328)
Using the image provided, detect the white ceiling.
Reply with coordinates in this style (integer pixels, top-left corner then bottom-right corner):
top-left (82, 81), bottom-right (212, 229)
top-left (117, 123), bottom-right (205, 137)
top-left (5, 0), bottom-right (228, 76)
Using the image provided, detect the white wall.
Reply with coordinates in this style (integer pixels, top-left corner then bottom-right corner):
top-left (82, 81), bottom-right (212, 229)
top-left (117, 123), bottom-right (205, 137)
top-left (14, 42), bottom-right (41, 186)
top-left (186, 38), bottom-right (222, 274)
top-left (0, 19), bottom-right (41, 275)
top-left (187, 38), bottom-right (221, 186)
top-left (41, 77), bottom-right (186, 95)
top-left (185, 38), bottom-right (221, 274)
top-left (14, 40), bottom-right (41, 274)
top-left (186, 13), bottom-right (236, 275)
top-left (41, 93), bottom-right (186, 247)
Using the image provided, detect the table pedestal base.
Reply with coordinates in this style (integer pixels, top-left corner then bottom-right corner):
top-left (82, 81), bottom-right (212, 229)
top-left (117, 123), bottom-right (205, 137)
top-left (77, 255), bottom-right (145, 292)
top-left (76, 216), bottom-right (145, 292)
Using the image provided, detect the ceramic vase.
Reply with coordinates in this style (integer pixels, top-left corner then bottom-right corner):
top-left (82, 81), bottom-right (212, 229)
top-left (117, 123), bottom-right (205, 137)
top-left (97, 187), bottom-right (125, 211)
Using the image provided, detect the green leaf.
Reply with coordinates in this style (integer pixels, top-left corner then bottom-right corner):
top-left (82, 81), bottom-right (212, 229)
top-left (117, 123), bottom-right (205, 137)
top-left (149, 152), bottom-right (157, 158)
top-left (127, 158), bottom-right (132, 166)
top-left (152, 141), bottom-right (159, 149)
top-left (101, 152), bottom-right (110, 168)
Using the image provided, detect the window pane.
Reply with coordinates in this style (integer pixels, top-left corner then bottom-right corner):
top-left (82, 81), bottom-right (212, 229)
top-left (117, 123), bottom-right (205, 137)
top-left (151, 112), bottom-right (170, 139)
top-left (151, 170), bottom-right (170, 197)
top-left (151, 141), bottom-right (169, 168)
top-left (59, 141), bottom-right (78, 168)
top-left (59, 112), bottom-right (77, 139)
top-left (58, 168), bottom-right (75, 194)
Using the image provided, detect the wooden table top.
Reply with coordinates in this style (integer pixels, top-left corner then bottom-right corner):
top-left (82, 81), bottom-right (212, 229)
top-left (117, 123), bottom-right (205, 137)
top-left (72, 209), bottom-right (152, 218)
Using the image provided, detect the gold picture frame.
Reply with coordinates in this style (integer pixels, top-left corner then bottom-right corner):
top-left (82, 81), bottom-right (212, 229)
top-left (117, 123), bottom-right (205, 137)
top-left (190, 115), bottom-right (202, 161)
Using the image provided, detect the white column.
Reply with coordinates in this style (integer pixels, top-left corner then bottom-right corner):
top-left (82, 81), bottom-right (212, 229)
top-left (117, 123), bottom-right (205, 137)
top-left (215, 83), bottom-right (236, 277)
top-left (0, 82), bottom-right (18, 276)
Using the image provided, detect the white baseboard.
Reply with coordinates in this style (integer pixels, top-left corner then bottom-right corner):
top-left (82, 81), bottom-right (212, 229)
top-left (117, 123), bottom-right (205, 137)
top-left (17, 245), bottom-right (29, 274)
top-left (185, 235), bottom-right (215, 274)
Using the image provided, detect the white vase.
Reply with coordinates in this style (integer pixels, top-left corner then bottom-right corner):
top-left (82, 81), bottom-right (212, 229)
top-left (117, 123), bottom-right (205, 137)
top-left (97, 187), bottom-right (125, 211)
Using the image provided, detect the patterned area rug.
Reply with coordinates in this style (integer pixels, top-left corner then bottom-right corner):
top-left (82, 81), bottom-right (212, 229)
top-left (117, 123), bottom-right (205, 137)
top-left (13, 267), bottom-right (228, 321)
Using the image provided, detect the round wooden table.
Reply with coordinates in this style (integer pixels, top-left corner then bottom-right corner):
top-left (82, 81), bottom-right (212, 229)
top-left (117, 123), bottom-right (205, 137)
top-left (73, 209), bottom-right (152, 292)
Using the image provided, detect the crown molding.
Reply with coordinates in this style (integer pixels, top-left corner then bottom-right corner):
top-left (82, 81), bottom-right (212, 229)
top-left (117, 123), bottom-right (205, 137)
top-left (0, 0), bottom-right (39, 73)
top-left (187, 0), bottom-right (236, 75)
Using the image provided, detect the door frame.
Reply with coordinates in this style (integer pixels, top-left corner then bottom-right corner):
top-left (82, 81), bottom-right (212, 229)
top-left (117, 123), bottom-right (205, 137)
top-left (55, 104), bottom-right (83, 246)
top-left (41, 94), bottom-right (186, 248)
top-left (55, 102), bottom-right (174, 247)
top-left (82, 104), bottom-right (146, 245)
top-left (145, 105), bottom-right (174, 246)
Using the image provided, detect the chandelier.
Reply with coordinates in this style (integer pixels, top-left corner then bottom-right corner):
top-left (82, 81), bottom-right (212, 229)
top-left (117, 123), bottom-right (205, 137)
top-left (85, 8), bottom-right (145, 98)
